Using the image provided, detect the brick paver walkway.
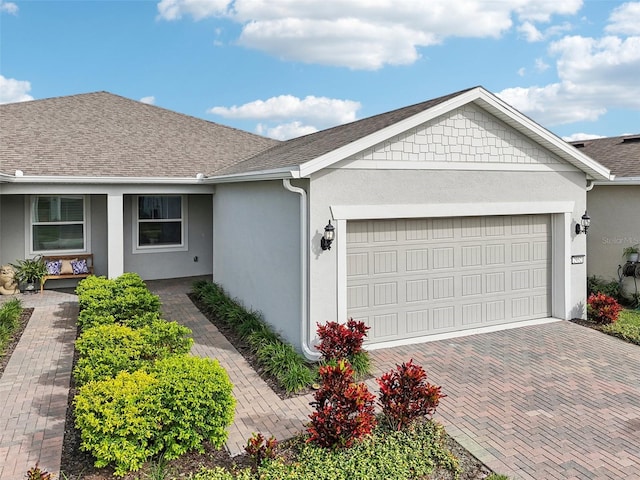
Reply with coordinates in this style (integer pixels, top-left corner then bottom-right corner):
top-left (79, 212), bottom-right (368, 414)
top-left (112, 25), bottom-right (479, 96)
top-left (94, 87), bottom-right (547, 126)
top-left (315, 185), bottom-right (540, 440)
top-left (2, 277), bottom-right (640, 479)
top-left (0, 291), bottom-right (77, 480)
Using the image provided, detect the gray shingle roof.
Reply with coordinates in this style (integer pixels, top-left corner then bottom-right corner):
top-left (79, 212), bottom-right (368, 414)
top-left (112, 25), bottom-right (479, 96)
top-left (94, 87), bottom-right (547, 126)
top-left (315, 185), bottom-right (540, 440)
top-left (570, 135), bottom-right (640, 178)
top-left (0, 92), bottom-right (278, 178)
top-left (216, 87), bottom-right (478, 176)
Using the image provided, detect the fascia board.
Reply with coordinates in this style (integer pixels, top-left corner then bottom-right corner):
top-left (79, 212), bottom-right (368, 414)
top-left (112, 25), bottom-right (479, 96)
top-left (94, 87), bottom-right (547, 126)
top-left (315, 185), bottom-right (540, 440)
top-left (593, 177), bottom-right (640, 185)
top-left (298, 87), bottom-right (484, 178)
top-left (208, 167), bottom-right (298, 183)
top-left (1, 175), bottom-right (211, 184)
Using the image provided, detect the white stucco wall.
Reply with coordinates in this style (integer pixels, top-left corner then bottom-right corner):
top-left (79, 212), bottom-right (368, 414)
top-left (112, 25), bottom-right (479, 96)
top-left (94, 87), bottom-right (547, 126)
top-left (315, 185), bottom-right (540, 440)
top-left (587, 185), bottom-right (640, 281)
top-left (123, 194), bottom-right (214, 280)
top-left (308, 167), bottom-right (588, 343)
top-left (212, 181), bottom-right (302, 348)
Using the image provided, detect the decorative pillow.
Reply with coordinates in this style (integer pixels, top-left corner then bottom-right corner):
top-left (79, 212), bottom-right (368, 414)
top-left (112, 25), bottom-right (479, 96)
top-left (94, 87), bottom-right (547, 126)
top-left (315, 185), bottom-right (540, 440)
top-left (71, 259), bottom-right (89, 275)
top-left (60, 259), bottom-right (76, 275)
top-left (46, 260), bottom-right (61, 275)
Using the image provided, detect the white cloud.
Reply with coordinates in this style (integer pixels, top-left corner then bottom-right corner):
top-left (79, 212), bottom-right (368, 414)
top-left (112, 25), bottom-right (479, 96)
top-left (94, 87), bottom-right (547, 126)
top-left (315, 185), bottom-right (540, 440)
top-left (157, 0), bottom-right (229, 21)
top-left (0, 75), bottom-right (33, 104)
top-left (606, 2), bottom-right (640, 35)
top-left (140, 96), bottom-right (156, 105)
top-left (209, 94), bottom-right (360, 135)
top-left (517, 67), bottom-right (526, 76)
top-left (562, 133), bottom-right (606, 142)
top-left (210, 94), bottom-right (360, 140)
top-left (157, 0), bottom-right (583, 69)
top-left (0, 1), bottom-right (18, 14)
top-left (518, 21), bottom-right (543, 42)
top-left (499, 31), bottom-right (640, 126)
top-left (535, 58), bottom-right (550, 72)
top-left (256, 121), bottom-right (318, 140)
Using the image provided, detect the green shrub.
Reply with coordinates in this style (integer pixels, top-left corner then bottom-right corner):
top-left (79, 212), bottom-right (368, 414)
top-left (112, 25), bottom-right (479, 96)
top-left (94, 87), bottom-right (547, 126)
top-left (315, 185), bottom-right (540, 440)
top-left (76, 273), bottom-right (161, 331)
top-left (75, 356), bottom-right (235, 476)
top-left (146, 355), bottom-right (235, 459)
top-left (256, 341), bottom-right (316, 394)
top-left (0, 299), bottom-right (22, 351)
top-left (587, 275), bottom-right (620, 299)
top-left (74, 320), bottom-right (193, 385)
top-left (74, 370), bottom-right (163, 476)
top-left (192, 280), bottom-right (316, 394)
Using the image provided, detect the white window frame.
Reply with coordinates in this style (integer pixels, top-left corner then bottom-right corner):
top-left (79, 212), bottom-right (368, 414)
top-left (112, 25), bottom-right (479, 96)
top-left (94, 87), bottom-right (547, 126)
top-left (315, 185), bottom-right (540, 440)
top-left (28, 195), bottom-right (90, 255)
top-left (132, 195), bottom-right (188, 254)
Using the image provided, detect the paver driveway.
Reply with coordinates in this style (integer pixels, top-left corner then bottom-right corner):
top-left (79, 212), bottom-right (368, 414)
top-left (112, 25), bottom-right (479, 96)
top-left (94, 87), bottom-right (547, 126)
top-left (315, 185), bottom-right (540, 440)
top-left (370, 321), bottom-right (640, 479)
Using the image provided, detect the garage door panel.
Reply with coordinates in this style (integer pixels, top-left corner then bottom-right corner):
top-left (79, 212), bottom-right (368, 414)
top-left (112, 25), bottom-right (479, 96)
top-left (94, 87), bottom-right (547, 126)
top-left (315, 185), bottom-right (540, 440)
top-left (347, 215), bottom-right (551, 344)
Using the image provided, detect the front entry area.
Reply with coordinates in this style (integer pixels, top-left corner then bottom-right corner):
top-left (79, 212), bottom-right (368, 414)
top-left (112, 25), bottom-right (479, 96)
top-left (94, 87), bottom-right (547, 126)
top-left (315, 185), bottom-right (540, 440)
top-left (346, 215), bottom-right (551, 344)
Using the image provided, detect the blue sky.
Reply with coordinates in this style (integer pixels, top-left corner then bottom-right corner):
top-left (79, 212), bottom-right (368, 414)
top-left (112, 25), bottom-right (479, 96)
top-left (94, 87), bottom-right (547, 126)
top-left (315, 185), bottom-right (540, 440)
top-left (1, 0), bottom-right (639, 141)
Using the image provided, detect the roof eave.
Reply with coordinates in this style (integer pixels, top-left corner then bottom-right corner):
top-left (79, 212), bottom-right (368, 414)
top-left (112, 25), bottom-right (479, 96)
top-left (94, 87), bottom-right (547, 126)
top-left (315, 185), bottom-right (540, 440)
top-left (208, 166), bottom-right (300, 183)
top-left (593, 176), bottom-right (640, 186)
top-left (0, 174), bottom-right (212, 185)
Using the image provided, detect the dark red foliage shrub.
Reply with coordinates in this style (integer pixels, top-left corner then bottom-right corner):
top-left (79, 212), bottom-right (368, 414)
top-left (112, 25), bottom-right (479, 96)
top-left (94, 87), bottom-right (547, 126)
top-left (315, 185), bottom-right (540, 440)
top-left (316, 318), bottom-right (370, 360)
top-left (377, 359), bottom-right (445, 431)
top-left (245, 432), bottom-right (278, 466)
top-left (307, 359), bottom-right (376, 449)
top-left (587, 293), bottom-right (623, 324)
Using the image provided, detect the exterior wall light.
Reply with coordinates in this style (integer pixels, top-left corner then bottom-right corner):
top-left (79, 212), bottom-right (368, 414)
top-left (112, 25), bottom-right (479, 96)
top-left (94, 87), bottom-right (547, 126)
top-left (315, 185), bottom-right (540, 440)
top-left (321, 220), bottom-right (335, 250)
top-left (575, 211), bottom-right (591, 235)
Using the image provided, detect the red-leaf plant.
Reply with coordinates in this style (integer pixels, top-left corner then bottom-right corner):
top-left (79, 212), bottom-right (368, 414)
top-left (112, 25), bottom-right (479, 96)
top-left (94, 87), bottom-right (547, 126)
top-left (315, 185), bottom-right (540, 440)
top-left (377, 359), bottom-right (445, 431)
top-left (587, 293), bottom-right (623, 324)
top-left (245, 432), bottom-right (278, 466)
top-left (316, 318), bottom-right (370, 360)
top-left (307, 359), bottom-right (376, 449)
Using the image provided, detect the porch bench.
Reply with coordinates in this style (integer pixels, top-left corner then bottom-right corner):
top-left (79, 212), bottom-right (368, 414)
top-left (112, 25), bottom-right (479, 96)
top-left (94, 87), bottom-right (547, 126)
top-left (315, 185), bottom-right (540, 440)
top-left (41, 254), bottom-right (94, 292)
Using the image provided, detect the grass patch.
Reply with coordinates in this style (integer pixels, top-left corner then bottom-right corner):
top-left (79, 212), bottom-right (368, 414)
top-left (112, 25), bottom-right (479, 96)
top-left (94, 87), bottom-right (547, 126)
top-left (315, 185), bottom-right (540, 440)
top-left (602, 309), bottom-right (640, 345)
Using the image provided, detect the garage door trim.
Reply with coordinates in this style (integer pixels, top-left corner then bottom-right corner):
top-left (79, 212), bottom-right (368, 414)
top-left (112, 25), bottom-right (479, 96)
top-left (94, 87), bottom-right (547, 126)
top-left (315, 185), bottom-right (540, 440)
top-left (333, 202), bottom-right (575, 347)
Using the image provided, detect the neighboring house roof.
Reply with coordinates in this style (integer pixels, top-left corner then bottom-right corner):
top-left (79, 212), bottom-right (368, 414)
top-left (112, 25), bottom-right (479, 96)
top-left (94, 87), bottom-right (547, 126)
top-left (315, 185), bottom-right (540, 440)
top-left (215, 86), bottom-right (610, 182)
top-left (0, 92), bottom-right (278, 179)
top-left (570, 134), bottom-right (640, 178)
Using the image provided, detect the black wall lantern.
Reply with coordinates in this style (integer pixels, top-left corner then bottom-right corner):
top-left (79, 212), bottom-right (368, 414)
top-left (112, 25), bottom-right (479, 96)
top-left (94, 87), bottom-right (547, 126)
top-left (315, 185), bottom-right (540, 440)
top-left (321, 220), bottom-right (335, 250)
top-left (575, 211), bottom-right (591, 235)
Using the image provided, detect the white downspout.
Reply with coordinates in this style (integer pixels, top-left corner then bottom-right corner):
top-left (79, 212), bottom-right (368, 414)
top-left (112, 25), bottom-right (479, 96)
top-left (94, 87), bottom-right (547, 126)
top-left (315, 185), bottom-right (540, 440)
top-left (283, 179), bottom-right (320, 361)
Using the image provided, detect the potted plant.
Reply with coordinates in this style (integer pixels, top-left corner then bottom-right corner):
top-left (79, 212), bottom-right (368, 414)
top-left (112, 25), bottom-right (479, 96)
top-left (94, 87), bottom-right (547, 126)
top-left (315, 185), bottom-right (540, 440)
top-left (623, 244), bottom-right (640, 263)
top-left (11, 256), bottom-right (48, 292)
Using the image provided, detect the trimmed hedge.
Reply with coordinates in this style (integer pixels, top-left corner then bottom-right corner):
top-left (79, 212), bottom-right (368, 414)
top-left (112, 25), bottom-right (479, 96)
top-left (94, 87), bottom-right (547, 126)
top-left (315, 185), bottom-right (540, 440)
top-left (73, 274), bottom-right (235, 476)
top-left (73, 320), bottom-right (193, 386)
top-left (74, 356), bottom-right (235, 476)
top-left (76, 273), bottom-right (161, 331)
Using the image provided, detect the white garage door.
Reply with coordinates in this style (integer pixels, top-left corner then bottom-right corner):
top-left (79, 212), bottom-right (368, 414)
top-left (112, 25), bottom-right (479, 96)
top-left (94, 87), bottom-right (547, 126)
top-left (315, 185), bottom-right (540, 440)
top-left (346, 215), bottom-right (551, 344)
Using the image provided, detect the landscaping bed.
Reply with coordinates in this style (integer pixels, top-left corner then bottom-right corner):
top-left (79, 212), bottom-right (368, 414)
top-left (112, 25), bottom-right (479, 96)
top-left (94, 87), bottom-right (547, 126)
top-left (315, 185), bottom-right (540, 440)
top-left (57, 278), bottom-right (496, 479)
top-left (0, 303), bottom-right (33, 376)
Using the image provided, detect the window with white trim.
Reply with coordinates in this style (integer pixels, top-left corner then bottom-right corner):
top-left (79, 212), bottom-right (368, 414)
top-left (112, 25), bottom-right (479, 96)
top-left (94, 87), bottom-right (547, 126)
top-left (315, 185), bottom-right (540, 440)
top-left (135, 195), bottom-right (186, 251)
top-left (31, 195), bottom-right (87, 252)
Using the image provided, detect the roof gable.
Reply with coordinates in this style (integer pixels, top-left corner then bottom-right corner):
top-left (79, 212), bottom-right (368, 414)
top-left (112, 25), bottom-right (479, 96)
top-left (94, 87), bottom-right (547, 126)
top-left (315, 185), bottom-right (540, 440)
top-left (0, 92), bottom-right (278, 179)
top-left (214, 86), bottom-right (611, 182)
